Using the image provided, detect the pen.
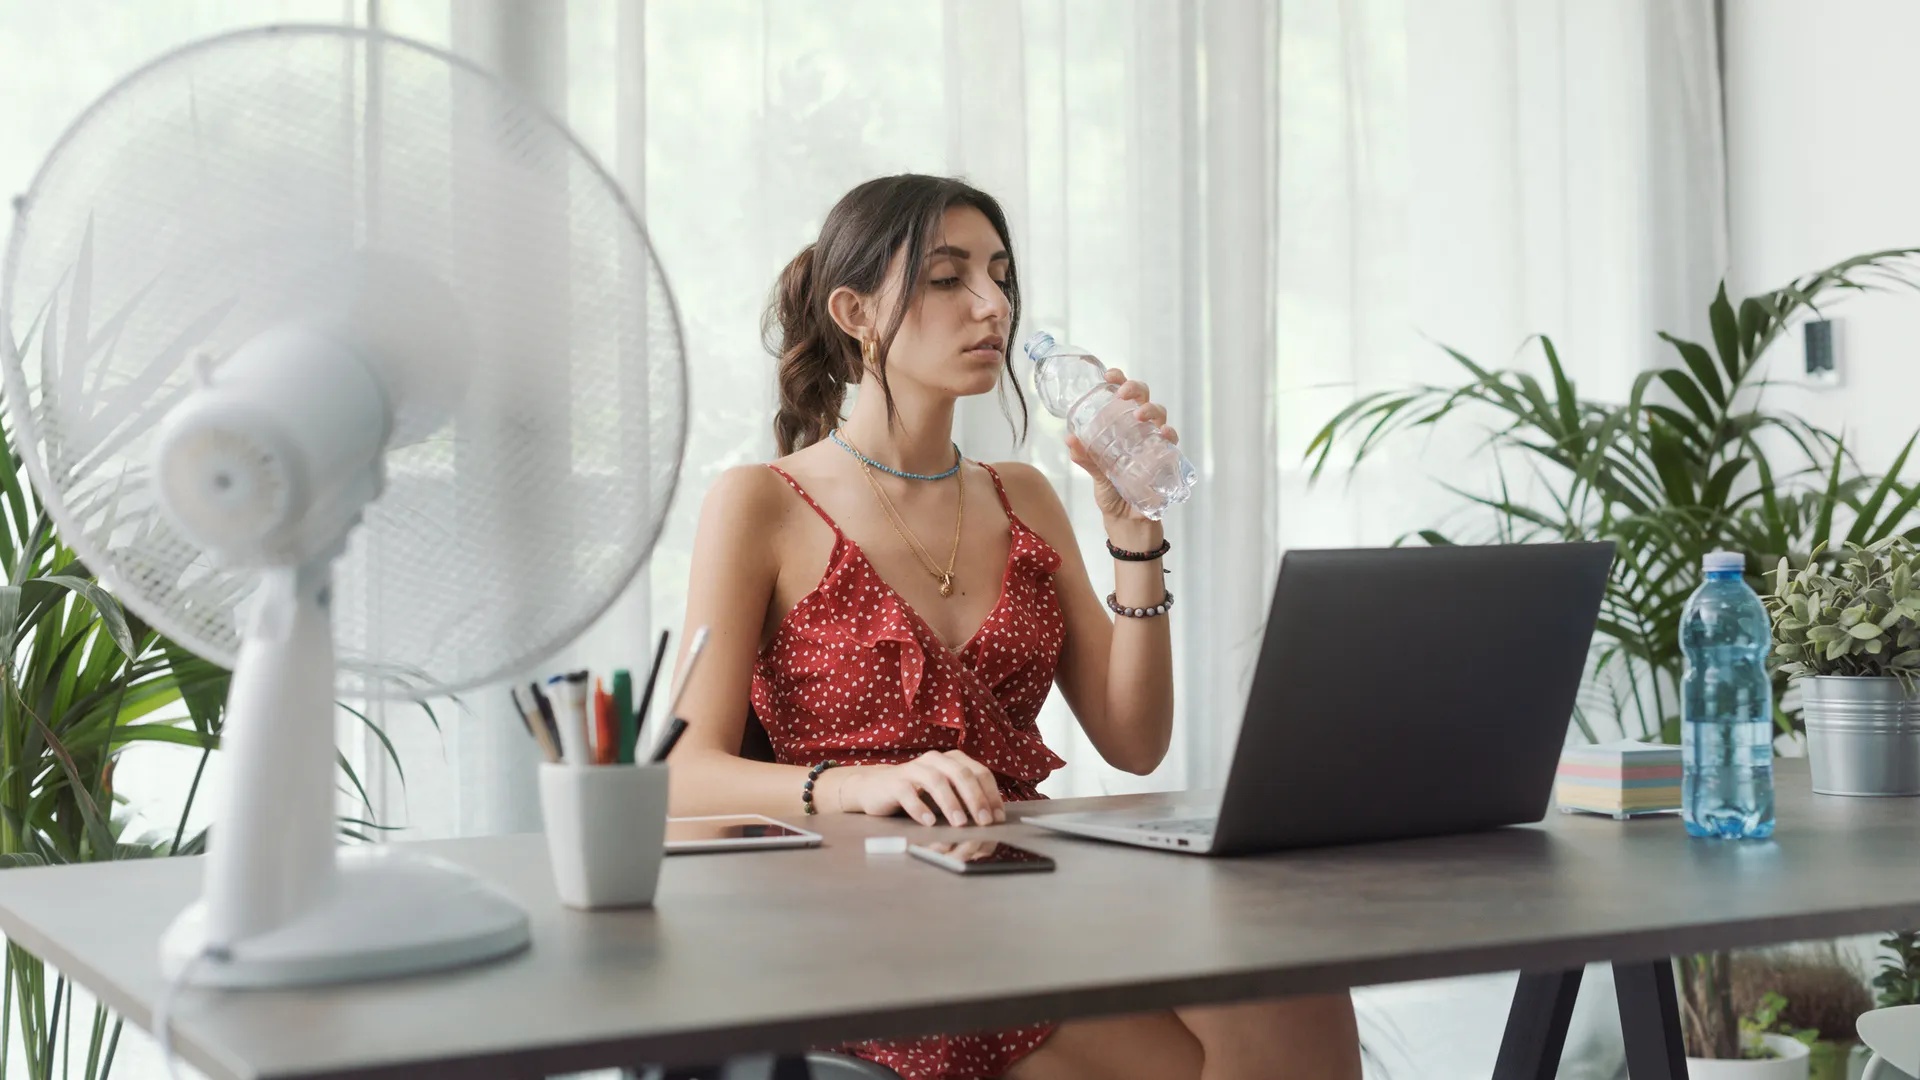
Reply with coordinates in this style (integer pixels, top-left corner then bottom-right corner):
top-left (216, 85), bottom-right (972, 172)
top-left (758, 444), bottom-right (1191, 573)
top-left (643, 627), bottom-right (707, 765)
top-left (551, 672), bottom-right (591, 766)
top-left (633, 629), bottom-right (671, 750)
top-left (665, 626), bottom-right (710, 726)
top-left (510, 687), bottom-right (560, 764)
top-left (529, 681), bottom-right (562, 759)
top-left (593, 678), bottom-right (616, 765)
top-left (612, 668), bottom-right (636, 765)
top-left (648, 717), bottom-right (688, 764)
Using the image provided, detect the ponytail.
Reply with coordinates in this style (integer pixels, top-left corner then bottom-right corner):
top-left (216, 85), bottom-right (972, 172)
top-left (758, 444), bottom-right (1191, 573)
top-left (766, 244), bottom-right (852, 456)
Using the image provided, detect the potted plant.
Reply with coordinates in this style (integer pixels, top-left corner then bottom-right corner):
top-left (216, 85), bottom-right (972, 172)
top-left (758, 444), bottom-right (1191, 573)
top-left (1876, 931), bottom-right (1920, 1009)
top-left (1305, 249), bottom-right (1920, 747)
top-left (1733, 944), bottom-right (1876, 1080)
top-left (1681, 956), bottom-right (1816, 1078)
top-left (1767, 540), bottom-right (1920, 795)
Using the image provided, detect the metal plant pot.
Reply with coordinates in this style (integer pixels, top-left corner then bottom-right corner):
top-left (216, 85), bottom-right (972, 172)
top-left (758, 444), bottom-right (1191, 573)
top-left (1801, 676), bottom-right (1920, 796)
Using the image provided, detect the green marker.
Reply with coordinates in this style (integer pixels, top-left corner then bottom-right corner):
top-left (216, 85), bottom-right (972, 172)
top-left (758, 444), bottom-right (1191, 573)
top-left (612, 669), bottom-right (636, 764)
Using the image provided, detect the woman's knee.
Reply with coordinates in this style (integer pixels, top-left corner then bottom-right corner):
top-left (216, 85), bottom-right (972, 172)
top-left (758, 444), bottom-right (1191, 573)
top-left (1177, 994), bottom-right (1360, 1077)
top-left (1005, 1011), bottom-right (1203, 1080)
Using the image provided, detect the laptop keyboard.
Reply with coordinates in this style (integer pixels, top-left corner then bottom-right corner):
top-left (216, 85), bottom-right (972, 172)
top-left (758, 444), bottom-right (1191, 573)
top-left (1131, 817), bottom-right (1217, 836)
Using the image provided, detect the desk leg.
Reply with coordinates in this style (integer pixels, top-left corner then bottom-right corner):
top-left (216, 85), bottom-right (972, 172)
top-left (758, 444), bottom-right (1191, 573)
top-left (1613, 959), bottom-right (1688, 1080)
top-left (1493, 968), bottom-right (1584, 1080)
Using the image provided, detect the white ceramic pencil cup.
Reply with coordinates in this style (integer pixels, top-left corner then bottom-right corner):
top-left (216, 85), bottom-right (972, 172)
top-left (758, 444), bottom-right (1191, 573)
top-left (538, 762), bottom-right (669, 910)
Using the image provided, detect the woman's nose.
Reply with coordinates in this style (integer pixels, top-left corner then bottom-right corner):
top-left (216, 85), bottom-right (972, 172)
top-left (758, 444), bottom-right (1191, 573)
top-left (976, 278), bottom-right (1010, 320)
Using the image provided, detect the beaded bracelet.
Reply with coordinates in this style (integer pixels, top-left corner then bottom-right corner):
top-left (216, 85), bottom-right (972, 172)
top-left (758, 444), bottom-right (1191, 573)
top-left (1107, 589), bottom-right (1175, 618)
top-left (1106, 537), bottom-right (1171, 562)
top-left (802, 759), bottom-right (840, 815)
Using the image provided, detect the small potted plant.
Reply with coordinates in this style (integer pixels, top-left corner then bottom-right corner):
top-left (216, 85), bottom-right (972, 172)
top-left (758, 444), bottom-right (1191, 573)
top-left (1734, 944), bottom-right (1876, 1080)
top-left (1684, 955), bottom-right (1817, 1077)
top-left (1767, 540), bottom-right (1920, 795)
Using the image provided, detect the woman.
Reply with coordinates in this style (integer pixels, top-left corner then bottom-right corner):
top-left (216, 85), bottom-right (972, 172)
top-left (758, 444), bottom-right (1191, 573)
top-left (666, 174), bottom-right (1360, 1080)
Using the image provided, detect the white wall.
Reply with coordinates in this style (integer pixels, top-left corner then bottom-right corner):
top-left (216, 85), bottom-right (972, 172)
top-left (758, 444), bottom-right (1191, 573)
top-left (1724, 0), bottom-right (1920, 472)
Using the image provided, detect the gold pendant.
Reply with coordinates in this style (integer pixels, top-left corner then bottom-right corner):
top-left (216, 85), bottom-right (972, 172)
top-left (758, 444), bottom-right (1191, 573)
top-left (938, 574), bottom-right (955, 598)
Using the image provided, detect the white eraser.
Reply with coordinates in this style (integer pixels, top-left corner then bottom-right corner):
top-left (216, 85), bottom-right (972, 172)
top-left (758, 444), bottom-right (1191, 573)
top-left (865, 836), bottom-right (908, 855)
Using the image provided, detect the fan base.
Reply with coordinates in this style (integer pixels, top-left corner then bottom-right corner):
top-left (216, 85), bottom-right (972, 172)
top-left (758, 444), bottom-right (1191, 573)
top-left (159, 846), bottom-right (530, 988)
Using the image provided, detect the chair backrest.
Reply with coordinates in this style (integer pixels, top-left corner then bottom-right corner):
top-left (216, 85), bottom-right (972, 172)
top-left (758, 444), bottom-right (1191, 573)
top-left (739, 704), bottom-right (776, 763)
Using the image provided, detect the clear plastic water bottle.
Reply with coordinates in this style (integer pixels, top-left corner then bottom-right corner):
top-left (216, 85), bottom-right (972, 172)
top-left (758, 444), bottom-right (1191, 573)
top-left (1022, 330), bottom-right (1196, 519)
top-left (1680, 550), bottom-right (1776, 839)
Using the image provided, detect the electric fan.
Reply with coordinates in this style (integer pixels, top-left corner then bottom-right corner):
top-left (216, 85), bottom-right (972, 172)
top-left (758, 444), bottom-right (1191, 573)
top-left (0, 26), bottom-right (687, 987)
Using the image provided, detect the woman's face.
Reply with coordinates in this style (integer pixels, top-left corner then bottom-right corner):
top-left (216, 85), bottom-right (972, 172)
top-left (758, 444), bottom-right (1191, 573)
top-left (866, 205), bottom-right (1013, 400)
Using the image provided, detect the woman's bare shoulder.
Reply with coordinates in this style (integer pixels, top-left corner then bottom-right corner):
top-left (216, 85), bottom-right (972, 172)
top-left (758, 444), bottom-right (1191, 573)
top-left (985, 460), bottom-right (1075, 544)
top-left (694, 464), bottom-right (799, 561)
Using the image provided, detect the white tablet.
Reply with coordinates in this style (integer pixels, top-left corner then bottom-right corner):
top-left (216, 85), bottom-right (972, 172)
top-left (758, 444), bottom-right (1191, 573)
top-left (664, 814), bottom-right (823, 853)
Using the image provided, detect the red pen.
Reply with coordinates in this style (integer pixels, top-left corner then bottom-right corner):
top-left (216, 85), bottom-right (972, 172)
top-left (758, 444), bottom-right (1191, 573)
top-left (593, 679), bottom-right (617, 765)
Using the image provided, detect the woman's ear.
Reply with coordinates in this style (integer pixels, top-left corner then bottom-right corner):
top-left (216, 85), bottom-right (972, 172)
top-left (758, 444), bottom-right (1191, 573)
top-left (826, 285), bottom-right (874, 347)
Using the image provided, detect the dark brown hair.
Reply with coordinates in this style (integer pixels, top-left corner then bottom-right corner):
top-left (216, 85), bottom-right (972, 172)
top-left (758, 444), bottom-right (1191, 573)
top-left (765, 174), bottom-right (1027, 456)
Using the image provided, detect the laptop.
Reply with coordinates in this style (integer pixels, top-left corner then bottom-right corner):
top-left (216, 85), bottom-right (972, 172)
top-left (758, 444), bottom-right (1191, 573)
top-left (1028, 542), bottom-right (1614, 855)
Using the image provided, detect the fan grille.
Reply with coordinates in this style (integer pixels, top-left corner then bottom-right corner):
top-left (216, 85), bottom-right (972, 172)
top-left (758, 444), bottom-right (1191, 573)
top-left (1, 26), bottom-right (686, 698)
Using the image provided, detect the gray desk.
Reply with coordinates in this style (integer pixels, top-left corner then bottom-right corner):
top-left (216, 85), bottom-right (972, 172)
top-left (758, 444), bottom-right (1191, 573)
top-left (0, 758), bottom-right (1915, 1080)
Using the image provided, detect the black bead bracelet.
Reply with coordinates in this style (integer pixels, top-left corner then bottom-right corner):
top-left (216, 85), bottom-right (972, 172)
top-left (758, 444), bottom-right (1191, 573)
top-left (1107, 589), bottom-right (1175, 619)
top-left (801, 759), bottom-right (840, 815)
top-left (1107, 537), bottom-right (1171, 562)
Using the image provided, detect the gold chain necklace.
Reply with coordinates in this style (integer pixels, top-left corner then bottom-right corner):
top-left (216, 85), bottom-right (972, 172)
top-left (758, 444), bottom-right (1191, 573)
top-left (840, 433), bottom-right (964, 597)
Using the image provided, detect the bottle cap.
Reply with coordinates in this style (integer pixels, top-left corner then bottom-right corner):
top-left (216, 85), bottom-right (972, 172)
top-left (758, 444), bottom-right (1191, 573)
top-left (1702, 551), bottom-right (1745, 573)
top-left (1020, 330), bottom-right (1057, 363)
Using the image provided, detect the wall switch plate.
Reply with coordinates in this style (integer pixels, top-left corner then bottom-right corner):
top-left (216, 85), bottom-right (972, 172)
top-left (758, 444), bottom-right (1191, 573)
top-left (1803, 318), bottom-right (1841, 387)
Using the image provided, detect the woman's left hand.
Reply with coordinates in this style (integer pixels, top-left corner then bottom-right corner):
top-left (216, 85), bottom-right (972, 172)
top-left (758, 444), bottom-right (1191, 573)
top-left (1065, 368), bottom-right (1179, 525)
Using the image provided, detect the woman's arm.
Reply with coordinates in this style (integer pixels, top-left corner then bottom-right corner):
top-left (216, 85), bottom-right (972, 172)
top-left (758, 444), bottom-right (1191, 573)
top-left (993, 461), bottom-right (1173, 775)
top-left (662, 465), bottom-right (819, 817)
top-left (665, 465), bottom-right (1010, 826)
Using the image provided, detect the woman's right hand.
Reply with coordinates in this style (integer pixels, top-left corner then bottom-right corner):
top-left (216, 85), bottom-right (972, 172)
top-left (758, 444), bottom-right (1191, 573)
top-left (828, 751), bottom-right (1007, 826)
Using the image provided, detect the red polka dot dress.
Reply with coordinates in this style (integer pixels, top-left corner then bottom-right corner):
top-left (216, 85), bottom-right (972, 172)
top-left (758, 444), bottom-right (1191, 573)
top-left (755, 462), bottom-right (1066, 1078)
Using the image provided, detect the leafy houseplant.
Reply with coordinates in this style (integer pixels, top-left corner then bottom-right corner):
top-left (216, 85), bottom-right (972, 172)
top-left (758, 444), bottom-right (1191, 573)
top-left (1767, 540), bottom-right (1920, 681)
top-left (1308, 249), bottom-right (1920, 1066)
top-left (1875, 930), bottom-right (1920, 1008)
top-left (1682, 966), bottom-right (1822, 1068)
top-left (1767, 540), bottom-right (1920, 796)
top-left (1307, 249), bottom-right (1920, 745)
top-left (1740, 992), bottom-right (1819, 1056)
top-left (1733, 945), bottom-right (1874, 1080)
top-left (0, 410), bottom-right (230, 1080)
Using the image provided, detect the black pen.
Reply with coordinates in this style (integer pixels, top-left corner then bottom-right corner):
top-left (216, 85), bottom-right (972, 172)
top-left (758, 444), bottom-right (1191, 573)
top-left (634, 628), bottom-right (671, 747)
top-left (647, 626), bottom-right (707, 764)
top-left (529, 682), bottom-right (563, 761)
top-left (648, 717), bottom-right (688, 764)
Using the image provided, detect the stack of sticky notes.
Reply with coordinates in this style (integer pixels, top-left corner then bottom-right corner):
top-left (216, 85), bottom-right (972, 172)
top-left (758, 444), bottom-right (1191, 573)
top-left (1555, 740), bottom-right (1683, 818)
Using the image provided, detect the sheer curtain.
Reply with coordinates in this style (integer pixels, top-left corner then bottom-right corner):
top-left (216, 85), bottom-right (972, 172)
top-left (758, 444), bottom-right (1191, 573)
top-left (0, 0), bottom-right (1728, 1077)
top-left (365, 0), bottom-right (1730, 839)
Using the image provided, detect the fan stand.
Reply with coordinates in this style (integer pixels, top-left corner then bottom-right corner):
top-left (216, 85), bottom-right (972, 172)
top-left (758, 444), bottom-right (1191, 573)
top-left (158, 562), bottom-right (529, 988)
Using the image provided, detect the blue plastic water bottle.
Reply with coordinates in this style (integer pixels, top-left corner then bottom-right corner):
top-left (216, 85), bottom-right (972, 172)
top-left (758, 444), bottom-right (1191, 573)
top-left (1680, 550), bottom-right (1776, 839)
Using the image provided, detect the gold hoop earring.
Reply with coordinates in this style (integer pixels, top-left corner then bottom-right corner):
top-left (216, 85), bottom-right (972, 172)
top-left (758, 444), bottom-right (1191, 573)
top-left (861, 337), bottom-right (878, 370)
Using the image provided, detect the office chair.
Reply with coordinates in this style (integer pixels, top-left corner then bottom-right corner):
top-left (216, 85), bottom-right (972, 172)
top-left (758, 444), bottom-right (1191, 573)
top-left (625, 710), bottom-right (907, 1080)
top-left (1857, 1004), bottom-right (1920, 1080)
top-left (627, 1052), bottom-right (902, 1079)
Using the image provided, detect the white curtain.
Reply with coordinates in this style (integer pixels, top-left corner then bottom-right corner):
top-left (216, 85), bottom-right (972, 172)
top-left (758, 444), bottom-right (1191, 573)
top-left (0, 0), bottom-right (1727, 1077)
top-left (361, 0), bottom-right (1731, 837)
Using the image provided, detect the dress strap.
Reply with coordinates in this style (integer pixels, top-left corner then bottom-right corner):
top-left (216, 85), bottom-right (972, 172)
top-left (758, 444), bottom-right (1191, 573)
top-left (765, 465), bottom-right (844, 537)
top-left (977, 462), bottom-right (1017, 516)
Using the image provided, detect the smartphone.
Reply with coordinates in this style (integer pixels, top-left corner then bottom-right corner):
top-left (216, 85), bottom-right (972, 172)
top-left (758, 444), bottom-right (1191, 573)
top-left (665, 814), bottom-right (823, 853)
top-left (908, 839), bottom-right (1056, 875)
